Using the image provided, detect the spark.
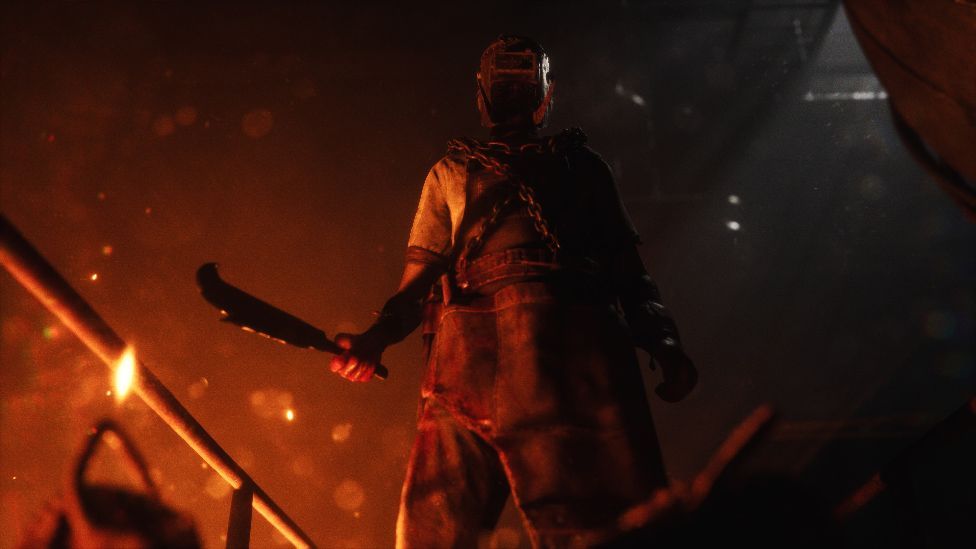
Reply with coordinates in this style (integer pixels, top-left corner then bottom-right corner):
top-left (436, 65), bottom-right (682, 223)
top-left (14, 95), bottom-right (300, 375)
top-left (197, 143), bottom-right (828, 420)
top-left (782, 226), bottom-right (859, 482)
top-left (631, 93), bottom-right (646, 107)
top-left (101, 245), bottom-right (113, 256)
top-left (728, 194), bottom-right (740, 205)
top-left (89, 273), bottom-right (99, 281)
top-left (726, 220), bottom-right (741, 231)
top-left (285, 409), bottom-right (295, 422)
top-left (114, 347), bottom-right (136, 403)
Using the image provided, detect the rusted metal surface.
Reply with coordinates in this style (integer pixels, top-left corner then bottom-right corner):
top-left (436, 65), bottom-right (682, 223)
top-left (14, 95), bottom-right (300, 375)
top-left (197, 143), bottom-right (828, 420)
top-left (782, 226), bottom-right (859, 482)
top-left (845, 0), bottom-right (976, 219)
top-left (0, 214), bottom-right (315, 549)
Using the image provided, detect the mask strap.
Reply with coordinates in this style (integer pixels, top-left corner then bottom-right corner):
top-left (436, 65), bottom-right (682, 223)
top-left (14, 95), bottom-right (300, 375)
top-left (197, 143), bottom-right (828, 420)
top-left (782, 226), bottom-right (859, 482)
top-left (532, 81), bottom-right (555, 126)
top-left (477, 76), bottom-right (495, 123)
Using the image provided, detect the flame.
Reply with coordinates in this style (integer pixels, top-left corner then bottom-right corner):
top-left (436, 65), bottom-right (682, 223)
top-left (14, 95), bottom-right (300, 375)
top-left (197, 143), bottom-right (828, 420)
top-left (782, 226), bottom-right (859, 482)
top-left (114, 347), bottom-right (136, 402)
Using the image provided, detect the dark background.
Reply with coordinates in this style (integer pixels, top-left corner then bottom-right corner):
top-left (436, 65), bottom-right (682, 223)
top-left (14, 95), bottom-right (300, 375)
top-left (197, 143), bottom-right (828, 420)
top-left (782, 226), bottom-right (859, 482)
top-left (2, 1), bottom-right (973, 547)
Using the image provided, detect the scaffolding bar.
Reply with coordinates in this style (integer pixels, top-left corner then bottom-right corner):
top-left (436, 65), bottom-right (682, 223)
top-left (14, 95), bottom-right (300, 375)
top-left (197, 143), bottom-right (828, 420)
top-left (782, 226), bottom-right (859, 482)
top-left (0, 214), bottom-right (315, 549)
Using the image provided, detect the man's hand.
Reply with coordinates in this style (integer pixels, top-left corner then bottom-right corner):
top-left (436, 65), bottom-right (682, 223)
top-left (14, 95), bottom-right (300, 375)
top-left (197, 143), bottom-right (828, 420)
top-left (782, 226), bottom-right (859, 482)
top-left (329, 332), bottom-right (386, 383)
top-left (649, 339), bottom-right (698, 403)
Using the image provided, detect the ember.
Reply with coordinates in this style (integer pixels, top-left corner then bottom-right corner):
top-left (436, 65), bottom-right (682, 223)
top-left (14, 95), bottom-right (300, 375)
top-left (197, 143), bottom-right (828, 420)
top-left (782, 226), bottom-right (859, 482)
top-left (113, 347), bottom-right (135, 403)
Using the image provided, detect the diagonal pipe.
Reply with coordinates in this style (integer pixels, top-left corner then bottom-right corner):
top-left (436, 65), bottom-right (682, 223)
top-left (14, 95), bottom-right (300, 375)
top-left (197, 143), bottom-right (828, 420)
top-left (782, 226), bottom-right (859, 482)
top-left (0, 214), bottom-right (315, 549)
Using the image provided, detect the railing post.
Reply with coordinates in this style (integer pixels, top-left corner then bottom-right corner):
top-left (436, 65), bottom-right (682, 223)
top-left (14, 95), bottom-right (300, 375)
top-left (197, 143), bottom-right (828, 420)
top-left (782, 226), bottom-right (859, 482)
top-left (227, 484), bottom-right (255, 549)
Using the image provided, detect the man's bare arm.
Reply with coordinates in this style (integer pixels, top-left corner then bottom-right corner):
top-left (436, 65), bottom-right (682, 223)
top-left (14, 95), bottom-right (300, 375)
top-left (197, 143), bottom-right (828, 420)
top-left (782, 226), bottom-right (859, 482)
top-left (330, 254), bottom-right (445, 382)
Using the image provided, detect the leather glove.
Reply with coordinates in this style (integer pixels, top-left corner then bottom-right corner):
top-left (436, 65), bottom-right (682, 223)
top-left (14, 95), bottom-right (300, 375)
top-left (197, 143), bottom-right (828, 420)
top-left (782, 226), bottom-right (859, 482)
top-left (630, 300), bottom-right (698, 402)
top-left (648, 337), bottom-right (698, 403)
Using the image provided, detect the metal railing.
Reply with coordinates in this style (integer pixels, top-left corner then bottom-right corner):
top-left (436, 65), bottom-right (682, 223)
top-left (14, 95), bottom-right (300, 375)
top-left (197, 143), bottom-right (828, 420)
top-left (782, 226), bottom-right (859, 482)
top-left (0, 214), bottom-right (316, 548)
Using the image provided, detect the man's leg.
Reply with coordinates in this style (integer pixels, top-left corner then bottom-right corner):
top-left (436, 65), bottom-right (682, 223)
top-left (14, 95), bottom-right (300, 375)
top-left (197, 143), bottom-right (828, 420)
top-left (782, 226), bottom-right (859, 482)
top-left (396, 400), bottom-right (510, 549)
top-left (490, 286), bottom-right (669, 547)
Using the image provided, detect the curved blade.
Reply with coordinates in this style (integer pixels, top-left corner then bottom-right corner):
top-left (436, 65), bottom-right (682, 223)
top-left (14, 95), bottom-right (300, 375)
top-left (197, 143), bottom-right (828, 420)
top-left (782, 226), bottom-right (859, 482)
top-left (196, 263), bottom-right (341, 353)
top-left (196, 263), bottom-right (389, 380)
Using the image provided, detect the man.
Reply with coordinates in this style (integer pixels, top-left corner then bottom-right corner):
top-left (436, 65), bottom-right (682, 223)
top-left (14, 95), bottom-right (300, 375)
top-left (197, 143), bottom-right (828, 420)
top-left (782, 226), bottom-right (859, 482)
top-left (330, 35), bottom-right (697, 548)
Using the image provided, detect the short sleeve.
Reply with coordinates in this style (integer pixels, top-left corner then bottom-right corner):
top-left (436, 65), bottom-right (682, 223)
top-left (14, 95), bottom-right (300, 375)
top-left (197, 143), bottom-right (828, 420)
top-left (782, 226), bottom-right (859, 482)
top-left (573, 147), bottom-right (641, 248)
top-left (407, 160), bottom-right (454, 257)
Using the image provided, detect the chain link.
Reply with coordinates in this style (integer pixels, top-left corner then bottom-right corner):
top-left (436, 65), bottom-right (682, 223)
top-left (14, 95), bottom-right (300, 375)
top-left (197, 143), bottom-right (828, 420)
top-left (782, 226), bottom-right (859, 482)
top-left (447, 138), bottom-right (561, 288)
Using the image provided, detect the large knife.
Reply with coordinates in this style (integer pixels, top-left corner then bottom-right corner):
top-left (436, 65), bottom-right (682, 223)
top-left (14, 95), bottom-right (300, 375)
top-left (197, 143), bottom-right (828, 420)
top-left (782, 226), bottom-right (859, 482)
top-left (196, 263), bottom-right (388, 380)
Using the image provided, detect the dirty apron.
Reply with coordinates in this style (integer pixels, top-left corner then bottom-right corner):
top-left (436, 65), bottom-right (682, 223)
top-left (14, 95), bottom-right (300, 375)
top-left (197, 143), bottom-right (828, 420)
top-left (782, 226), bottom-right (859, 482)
top-left (396, 276), bottom-right (667, 548)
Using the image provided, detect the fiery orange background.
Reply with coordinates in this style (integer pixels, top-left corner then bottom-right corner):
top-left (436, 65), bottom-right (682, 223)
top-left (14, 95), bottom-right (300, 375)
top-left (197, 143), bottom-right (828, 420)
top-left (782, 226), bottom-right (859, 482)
top-left (2, 2), bottom-right (973, 548)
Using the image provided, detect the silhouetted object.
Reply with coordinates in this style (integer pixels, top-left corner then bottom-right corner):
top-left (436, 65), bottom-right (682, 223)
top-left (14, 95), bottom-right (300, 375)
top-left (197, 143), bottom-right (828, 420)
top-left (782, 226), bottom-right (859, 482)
top-left (835, 397), bottom-right (976, 546)
top-left (19, 420), bottom-right (200, 549)
top-left (195, 262), bottom-right (389, 379)
top-left (604, 405), bottom-right (840, 548)
top-left (845, 0), bottom-right (976, 220)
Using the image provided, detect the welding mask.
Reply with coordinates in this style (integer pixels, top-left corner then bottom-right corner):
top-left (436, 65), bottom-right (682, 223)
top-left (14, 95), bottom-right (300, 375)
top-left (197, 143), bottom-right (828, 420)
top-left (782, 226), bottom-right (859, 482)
top-left (19, 419), bottom-right (200, 549)
top-left (477, 35), bottom-right (555, 128)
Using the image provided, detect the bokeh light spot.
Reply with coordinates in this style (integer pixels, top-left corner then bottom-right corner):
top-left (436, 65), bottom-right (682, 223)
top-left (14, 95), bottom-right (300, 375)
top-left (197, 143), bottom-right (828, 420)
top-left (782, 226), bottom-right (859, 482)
top-left (291, 455), bottom-right (315, 477)
top-left (152, 114), bottom-right (176, 137)
top-left (331, 422), bottom-right (353, 443)
top-left (188, 377), bottom-right (209, 399)
top-left (175, 106), bottom-right (198, 126)
top-left (242, 109), bottom-right (274, 138)
top-left (205, 472), bottom-right (231, 500)
top-left (333, 479), bottom-right (365, 511)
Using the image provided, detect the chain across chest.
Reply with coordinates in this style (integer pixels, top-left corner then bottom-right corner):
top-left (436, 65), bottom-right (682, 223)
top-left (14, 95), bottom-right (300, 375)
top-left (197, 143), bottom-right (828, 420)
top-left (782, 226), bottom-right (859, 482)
top-left (447, 139), bottom-right (562, 288)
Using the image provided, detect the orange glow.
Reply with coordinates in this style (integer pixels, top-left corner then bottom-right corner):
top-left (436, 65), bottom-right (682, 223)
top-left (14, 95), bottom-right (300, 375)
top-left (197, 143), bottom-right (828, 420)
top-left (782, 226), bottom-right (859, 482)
top-left (114, 347), bottom-right (136, 403)
top-left (89, 273), bottom-right (99, 281)
top-left (331, 422), bottom-right (352, 443)
top-left (285, 409), bottom-right (295, 422)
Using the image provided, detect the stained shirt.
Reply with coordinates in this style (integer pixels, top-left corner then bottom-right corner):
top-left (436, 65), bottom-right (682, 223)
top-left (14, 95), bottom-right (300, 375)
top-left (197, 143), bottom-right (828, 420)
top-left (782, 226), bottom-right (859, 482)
top-left (406, 143), bottom-right (640, 264)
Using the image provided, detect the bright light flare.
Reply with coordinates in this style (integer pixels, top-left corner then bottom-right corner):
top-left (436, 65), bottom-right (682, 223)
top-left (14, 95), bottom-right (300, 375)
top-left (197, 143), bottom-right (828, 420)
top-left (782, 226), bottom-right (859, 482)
top-left (114, 347), bottom-right (136, 402)
top-left (285, 409), bottom-right (295, 422)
